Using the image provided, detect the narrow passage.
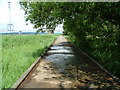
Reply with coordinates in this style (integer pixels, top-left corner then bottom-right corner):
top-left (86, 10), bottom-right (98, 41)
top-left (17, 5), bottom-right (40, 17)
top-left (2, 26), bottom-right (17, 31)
top-left (18, 35), bottom-right (120, 89)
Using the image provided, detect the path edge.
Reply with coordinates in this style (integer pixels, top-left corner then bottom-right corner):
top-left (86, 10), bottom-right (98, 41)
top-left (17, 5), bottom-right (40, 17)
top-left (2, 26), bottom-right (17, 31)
top-left (63, 35), bottom-right (120, 83)
top-left (11, 35), bottom-right (59, 89)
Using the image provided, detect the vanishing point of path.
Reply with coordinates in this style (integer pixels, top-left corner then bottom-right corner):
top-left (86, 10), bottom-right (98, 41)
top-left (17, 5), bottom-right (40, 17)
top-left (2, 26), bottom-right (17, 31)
top-left (18, 35), bottom-right (120, 89)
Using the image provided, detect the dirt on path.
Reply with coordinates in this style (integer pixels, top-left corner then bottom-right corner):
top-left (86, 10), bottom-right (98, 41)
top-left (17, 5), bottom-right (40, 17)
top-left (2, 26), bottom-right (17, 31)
top-left (18, 35), bottom-right (120, 89)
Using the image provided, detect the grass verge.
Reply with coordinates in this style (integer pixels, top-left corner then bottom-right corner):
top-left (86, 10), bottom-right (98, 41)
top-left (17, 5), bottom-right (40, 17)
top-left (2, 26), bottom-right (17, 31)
top-left (2, 34), bottom-right (59, 88)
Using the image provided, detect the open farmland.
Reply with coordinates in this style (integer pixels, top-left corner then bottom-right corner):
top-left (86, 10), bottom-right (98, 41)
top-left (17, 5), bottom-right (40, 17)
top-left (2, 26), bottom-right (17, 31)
top-left (2, 34), bottom-right (58, 88)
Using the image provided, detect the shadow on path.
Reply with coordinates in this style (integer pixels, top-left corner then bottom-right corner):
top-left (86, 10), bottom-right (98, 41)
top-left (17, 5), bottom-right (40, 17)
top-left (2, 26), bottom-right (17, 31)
top-left (18, 35), bottom-right (120, 89)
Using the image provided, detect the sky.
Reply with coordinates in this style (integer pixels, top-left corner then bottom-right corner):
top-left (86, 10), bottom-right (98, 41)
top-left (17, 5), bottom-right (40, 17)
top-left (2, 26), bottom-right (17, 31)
top-left (0, 0), bottom-right (63, 32)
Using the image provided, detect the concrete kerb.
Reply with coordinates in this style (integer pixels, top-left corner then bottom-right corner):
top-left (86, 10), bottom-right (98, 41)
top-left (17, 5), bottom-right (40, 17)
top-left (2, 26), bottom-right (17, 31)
top-left (63, 35), bottom-right (120, 83)
top-left (11, 35), bottom-right (60, 89)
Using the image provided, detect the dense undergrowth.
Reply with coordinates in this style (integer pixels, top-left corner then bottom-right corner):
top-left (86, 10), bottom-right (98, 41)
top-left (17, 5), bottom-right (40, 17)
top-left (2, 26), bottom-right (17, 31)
top-left (2, 34), bottom-right (58, 88)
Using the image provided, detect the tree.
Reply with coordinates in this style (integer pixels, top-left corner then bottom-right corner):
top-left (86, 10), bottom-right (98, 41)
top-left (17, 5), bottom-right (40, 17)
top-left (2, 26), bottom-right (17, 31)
top-left (20, 2), bottom-right (63, 33)
top-left (20, 2), bottom-right (120, 77)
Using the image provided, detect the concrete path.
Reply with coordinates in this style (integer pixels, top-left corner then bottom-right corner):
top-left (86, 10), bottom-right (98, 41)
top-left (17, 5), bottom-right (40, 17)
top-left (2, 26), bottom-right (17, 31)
top-left (18, 35), bottom-right (120, 89)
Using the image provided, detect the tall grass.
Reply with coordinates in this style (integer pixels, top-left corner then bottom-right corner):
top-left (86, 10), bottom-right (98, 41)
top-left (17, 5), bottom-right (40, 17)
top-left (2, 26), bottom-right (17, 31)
top-left (2, 34), bottom-right (58, 88)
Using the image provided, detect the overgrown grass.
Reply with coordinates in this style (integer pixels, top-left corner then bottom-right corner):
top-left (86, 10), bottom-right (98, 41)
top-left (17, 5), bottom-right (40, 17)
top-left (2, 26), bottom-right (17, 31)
top-left (2, 34), bottom-right (58, 88)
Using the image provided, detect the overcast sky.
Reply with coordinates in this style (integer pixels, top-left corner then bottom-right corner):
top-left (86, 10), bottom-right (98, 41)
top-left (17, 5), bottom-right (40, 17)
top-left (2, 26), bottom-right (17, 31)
top-left (0, 0), bottom-right (63, 32)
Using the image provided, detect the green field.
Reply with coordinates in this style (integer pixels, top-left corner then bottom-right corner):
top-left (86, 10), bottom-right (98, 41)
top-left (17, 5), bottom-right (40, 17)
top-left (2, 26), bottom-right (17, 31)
top-left (2, 34), bottom-right (58, 88)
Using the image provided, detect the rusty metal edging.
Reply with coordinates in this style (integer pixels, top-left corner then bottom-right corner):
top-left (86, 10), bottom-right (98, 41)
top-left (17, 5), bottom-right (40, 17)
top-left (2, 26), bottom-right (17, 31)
top-left (11, 35), bottom-right (60, 89)
top-left (63, 35), bottom-right (120, 83)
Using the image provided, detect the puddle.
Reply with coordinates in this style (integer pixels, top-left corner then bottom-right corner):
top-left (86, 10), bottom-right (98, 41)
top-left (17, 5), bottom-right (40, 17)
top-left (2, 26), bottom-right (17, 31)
top-left (54, 42), bottom-right (72, 46)
top-left (45, 54), bottom-right (74, 62)
top-left (47, 49), bottom-right (74, 54)
top-left (44, 54), bottom-right (83, 72)
top-left (45, 43), bottom-right (86, 73)
top-left (50, 46), bottom-right (72, 50)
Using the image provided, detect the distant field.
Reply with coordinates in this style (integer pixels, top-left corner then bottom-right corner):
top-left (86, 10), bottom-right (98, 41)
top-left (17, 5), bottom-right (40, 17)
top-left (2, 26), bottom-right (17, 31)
top-left (2, 34), bottom-right (59, 88)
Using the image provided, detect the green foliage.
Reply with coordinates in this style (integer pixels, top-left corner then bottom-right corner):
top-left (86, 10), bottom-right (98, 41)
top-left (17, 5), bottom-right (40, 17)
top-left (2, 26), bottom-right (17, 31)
top-left (20, 2), bottom-right (120, 78)
top-left (2, 34), bottom-right (58, 88)
top-left (20, 2), bottom-right (62, 32)
top-left (62, 3), bottom-right (120, 77)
